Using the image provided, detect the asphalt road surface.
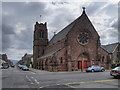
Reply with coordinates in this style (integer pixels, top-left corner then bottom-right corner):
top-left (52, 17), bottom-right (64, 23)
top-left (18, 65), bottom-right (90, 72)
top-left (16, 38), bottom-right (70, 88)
top-left (2, 66), bottom-right (120, 89)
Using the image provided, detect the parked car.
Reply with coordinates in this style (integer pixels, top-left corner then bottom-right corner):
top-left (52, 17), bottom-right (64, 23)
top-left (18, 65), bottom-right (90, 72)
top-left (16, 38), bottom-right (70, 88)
top-left (86, 65), bottom-right (105, 72)
top-left (110, 66), bottom-right (120, 78)
top-left (18, 64), bottom-right (24, 69)
top-left (2, 65), bottom-right (9, 69)
top-left (11, 65), bottom-right (15, 68)
top-left (22, 65), bottom-right (29, 71)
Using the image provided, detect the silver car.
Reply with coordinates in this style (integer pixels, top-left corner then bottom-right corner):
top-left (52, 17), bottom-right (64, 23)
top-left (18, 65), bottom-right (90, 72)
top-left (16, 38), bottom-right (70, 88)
top-left (86, 65), bottom-right (105, 72)
top-left (110, 67), bottom-right (120, 78)
top-left (22, 65), bottom-right (29, 71)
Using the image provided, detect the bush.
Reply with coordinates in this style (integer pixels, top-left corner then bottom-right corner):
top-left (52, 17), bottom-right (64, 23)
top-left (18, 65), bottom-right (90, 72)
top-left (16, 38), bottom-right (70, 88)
top-left (111, 63), bottom-right (120, 69)
top-left (26, 64), bottom-right (30, 68)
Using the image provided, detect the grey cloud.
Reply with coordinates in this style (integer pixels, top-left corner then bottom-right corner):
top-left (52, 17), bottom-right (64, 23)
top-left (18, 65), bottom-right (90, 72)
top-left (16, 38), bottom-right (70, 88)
top-left (2, 23), bottom-right (15, 35)
top-left (99, 29), bottom-right (118, 45)
top-left (86, 2), bottom-right (106, 16)
top-left (118, 31), bottom-right (120, 42)
top-left (100, 34), bottom-right (106, 40)
top-left (109, 30), bottom-right (118, 38)
top-left (104, 4), bottom-right (117, 17)
top-left (2, 34), bottom-right (13, 51)
top-left (111, 19), bottom-right (118, 30)
top-left (2, 23), bottom-right (15, 51)
top-left (3, 2), bottom-right (47, 16)
top-left (2, 2), bottom-right (50, 26)
top-left (49, 7), bottom-right (75, 33)
top-left (15, 27), bottom-right (33, 50)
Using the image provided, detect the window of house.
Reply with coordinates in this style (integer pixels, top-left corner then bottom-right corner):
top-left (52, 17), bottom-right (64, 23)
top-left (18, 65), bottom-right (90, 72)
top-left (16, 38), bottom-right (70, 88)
top-left (40, 32), bottom-right (44, 39)
top-left (107, 55), bottom-right (111, 64)
top-left (118, 46), bottom-right (120, 51)
top-left (45, 59), bottom-right (48, 65)
top-left (43, 49), bottom-right (44, 55)
top-left (60, 57), bottom-right (63, 64)
top-left (101, 56), bottom-right (104, 63)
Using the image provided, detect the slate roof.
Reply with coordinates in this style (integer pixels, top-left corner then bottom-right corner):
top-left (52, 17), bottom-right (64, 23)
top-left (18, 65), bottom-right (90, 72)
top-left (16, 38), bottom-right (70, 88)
top-left (48, 21), bottom-right (75, 46)
top-left (48, 11), bottom-right (89, 46)
top-left (39, 48), bottom-right (63, 59)
top-left (101, 42), bottom-right (119, 53)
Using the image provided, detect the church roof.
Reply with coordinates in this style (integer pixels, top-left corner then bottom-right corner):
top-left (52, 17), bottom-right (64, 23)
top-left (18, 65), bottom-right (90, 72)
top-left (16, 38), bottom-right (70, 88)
top-left (48, 8), bottom-right (90, 46)
top-left (48, 21), bottom-right (75, 46)
top-left (101, 42), bottom-right (119, 53)
top-left (39, 48), bottom-right (63, 59)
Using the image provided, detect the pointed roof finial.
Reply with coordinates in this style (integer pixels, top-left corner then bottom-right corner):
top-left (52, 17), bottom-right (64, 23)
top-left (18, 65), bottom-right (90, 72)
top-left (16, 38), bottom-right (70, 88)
top-left (82, 7), bottom-right (86, 14)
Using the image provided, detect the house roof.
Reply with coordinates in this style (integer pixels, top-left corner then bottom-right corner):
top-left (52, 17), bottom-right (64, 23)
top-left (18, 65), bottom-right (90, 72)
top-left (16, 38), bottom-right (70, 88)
top-left (101, 42), bottom-right (119, 53)
top-left (48, 9), bottom-right (89, 46)
top-left (24, 54), bottom-right (33, 58)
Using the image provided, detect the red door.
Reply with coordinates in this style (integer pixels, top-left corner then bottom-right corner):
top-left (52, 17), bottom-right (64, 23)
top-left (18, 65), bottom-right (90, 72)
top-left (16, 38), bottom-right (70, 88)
top-left (83, 61), bottom-right (87, 69)
top-left (78, 61), bottom-right (82, 69)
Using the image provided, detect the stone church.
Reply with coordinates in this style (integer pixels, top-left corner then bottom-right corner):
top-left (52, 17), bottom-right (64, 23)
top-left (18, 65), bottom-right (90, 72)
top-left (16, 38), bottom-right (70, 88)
top-left (33, 8), bottom-right (120, 71)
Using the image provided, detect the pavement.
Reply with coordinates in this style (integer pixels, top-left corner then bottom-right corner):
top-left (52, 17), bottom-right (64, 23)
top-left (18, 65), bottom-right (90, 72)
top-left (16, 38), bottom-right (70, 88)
top-left (29, 68), bottom-right (111, 74)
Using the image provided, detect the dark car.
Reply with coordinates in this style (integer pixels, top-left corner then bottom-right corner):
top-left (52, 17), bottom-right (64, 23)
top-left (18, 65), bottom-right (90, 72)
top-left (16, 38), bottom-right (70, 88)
top-left (110, 66), bottom-right (120, 78)
top-left (86, 65), bottom-right (105, 72)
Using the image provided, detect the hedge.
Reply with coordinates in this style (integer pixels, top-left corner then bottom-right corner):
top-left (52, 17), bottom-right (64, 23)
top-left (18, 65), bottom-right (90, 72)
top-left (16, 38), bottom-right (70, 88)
top-left (111, 63), bottom-right (120, 69)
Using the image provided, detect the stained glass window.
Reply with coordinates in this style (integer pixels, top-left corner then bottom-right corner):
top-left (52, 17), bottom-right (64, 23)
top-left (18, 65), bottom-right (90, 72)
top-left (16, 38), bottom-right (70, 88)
top-left (78, 32), bottom-right (89, 45)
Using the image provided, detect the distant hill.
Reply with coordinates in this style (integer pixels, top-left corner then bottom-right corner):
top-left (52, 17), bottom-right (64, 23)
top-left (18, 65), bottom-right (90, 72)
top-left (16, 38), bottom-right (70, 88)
top-left (10, 60), bottom-right (19, 65)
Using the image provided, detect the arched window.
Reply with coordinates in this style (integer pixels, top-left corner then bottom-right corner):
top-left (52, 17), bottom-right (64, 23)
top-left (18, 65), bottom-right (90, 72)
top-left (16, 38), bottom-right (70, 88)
top-left (60, 57), bottom-right (63, 64)
top-left (50, 56), bottom-right (58, 66)
top-left (101, 56), bottom-right (104, 63)
top-left (45, 59), bottom-right (48, 65)
top-left (40, 32), bottom-right (44, 39)
top-left (107, 55), bottom-right (111, 64)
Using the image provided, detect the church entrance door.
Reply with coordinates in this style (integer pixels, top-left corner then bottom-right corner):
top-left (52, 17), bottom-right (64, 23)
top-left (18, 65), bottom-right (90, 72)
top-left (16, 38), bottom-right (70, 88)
top-left (78, 53), bottom-right (88, 71)
top-left (78, 61), bottom-right (82, 69)
top-left (83, 61), bottom-right (87, 69)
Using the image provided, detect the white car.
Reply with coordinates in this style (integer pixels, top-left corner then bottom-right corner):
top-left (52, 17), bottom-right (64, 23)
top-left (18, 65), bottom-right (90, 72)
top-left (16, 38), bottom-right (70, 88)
top-left (22, 65), bottom-right (29, 71)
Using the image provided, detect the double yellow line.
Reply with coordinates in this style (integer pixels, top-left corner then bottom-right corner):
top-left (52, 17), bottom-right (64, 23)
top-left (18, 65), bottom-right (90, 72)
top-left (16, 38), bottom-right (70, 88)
top-left (57, 79), bottom-right (116, 87)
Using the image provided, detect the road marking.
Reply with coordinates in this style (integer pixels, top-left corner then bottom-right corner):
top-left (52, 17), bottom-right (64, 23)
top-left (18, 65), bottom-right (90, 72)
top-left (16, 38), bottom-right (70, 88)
top-left (39, 85), bottom-right (51, 88)
top-left (93, 79), bottom-right (115, 83)
top-left (34, 79), bottom-right (39, 84)
top-left (31, 72), bottom-right (36, 74)
top-left (65, 84), bottom-right (77, 88)
top-left (31, 77), bottom-right (34, 79)
top-left (26, 75), bottom-right (34, 84)
top-left (27, 75), bottom-right (39, 85)
top-left (26, 75), bottom-right (31, 82)
top-left (57, 79), bottom-right (116, 86)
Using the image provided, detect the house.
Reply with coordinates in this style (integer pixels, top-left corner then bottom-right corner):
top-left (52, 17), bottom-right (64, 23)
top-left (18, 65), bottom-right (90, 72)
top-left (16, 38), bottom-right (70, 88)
top-left (22, 53), bottom-right (33, 67)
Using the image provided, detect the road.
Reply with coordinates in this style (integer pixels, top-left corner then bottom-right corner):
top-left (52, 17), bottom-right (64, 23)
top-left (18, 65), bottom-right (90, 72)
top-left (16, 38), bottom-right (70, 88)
top-left (2, 66), bottom-right (120, 89)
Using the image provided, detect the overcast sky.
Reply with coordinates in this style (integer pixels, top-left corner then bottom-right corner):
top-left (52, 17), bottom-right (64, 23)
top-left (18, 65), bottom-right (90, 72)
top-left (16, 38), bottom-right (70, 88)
top-left (1, 0), bottom-right (119, 60)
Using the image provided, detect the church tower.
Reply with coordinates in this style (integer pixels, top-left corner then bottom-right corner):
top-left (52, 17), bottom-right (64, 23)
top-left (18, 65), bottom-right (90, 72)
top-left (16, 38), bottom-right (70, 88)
top-left (33, 22), bottom-right (48, 69)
